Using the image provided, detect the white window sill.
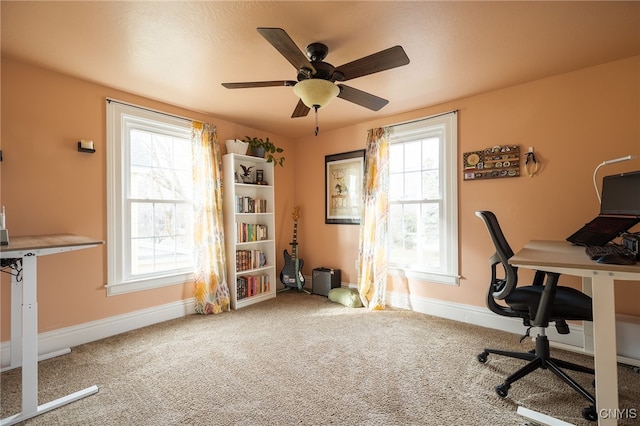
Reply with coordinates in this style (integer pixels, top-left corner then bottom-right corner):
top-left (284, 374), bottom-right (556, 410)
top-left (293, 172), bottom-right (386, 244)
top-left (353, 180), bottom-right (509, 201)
top-left (106, 272), bottom-right (194, 296)
top-left (389, 267), bottom-right (460, 286)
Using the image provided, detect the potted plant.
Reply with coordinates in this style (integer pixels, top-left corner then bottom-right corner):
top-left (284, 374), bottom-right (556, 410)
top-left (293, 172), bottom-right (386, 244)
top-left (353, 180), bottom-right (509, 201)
top-left (243, 136), bottom-right (285, 166)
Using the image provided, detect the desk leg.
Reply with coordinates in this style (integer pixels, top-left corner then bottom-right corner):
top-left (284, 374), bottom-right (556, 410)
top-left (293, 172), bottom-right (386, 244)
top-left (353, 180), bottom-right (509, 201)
top-left (1, 255), bottom-right (99, 426)
top-left (0, 255), bottom-right (41, 426)
top-left (10, 262), bottom-right (22, 369)
top-left (591, 274), bottom-right (618, 426)
top-left (21, 255), bottom-right (39, 414)
top-left (582, 277), bottom-right (594, 354)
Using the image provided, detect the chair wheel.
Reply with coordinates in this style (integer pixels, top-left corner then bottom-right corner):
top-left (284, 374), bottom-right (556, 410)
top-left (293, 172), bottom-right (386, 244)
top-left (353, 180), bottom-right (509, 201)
top-left (495, 383), bottom-right (510, 398)
top-left (477, 352), bottom-right (488, 363)
top-left (582, 406), bottom-right (597, 421)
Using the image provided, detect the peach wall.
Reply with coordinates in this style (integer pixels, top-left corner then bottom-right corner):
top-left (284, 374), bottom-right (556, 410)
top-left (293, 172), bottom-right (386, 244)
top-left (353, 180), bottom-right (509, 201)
top-left (2, 55), bottom-right (639, 344)
top-left (0, 57), bottom-right (295, 340)
top-left (294, 56), bottom-right (640, 316)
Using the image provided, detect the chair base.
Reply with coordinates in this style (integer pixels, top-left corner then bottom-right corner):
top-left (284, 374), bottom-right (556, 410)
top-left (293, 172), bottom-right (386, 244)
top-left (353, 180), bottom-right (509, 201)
top-left (477, 334), bottom-right (597, 421)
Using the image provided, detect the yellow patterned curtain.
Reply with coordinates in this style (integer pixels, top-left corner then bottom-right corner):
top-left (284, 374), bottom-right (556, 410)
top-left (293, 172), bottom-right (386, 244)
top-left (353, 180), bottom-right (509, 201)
top-left (192, 122), bottom-right (230, 314)
top-left (357, 127), bottom-right (390, 310)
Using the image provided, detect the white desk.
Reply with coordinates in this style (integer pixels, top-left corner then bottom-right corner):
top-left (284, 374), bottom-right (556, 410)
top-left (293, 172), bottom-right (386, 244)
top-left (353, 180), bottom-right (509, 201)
top-left (510, 240), bottom-right (640, 426)
top-left (1, 234), bottom-right (103, 426)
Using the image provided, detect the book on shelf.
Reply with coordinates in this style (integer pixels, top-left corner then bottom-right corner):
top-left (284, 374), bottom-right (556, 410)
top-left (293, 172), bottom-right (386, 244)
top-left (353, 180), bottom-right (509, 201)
top-left (235, 196), bottom-right (267, 214)
top-left (236, 222), bottom-right (268, 242)
top-left (237, 277), bottom-right (248, 300)
top-left (235, 249), bottom-right (267, 271)
top-left (236, 274), bottom-right (270, 299)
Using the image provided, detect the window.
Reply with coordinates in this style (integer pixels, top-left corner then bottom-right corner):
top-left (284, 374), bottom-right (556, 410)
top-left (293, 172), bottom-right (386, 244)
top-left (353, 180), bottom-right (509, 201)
top-left (388, 112), bottom-right (459, 285)
top-left (106, 100), bottom-right (194, 295)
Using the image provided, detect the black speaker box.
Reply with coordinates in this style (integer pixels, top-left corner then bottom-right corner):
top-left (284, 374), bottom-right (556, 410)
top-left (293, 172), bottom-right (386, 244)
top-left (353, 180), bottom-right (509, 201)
top-left (312, 268), bottom-right (341, 296)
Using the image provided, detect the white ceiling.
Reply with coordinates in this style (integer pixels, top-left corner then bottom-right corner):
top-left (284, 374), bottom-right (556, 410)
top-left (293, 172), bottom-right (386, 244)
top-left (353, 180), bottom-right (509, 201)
top-left (2, 1), bottom-right (639, 139)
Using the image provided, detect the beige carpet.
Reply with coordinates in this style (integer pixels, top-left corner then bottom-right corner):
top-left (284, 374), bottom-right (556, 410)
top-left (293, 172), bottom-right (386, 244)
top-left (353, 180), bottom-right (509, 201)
top-left (1, 292), bottom-right (639, 425)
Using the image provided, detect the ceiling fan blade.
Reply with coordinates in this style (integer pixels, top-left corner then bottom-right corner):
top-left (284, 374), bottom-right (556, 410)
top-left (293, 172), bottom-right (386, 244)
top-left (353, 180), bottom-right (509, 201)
top-left (257, 27), bottom-right (316, 75)
top-left (291, 99), bottom-right (310, 118)
top-left (222, 80), bottom-right (296, 89)
top-left (337, 85), bottom-right (389, 111)
top-left (335, 46), bottom-right (409, 81)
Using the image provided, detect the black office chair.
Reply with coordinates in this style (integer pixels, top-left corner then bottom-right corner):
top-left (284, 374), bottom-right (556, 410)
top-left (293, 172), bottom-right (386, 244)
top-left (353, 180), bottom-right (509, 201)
top-left (475, 211), bottom-right (597, 421)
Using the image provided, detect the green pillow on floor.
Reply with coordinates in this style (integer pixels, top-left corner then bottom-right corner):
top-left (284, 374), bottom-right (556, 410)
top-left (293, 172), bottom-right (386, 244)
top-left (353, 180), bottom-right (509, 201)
top-left (328, 287), bottom-right (363, 308)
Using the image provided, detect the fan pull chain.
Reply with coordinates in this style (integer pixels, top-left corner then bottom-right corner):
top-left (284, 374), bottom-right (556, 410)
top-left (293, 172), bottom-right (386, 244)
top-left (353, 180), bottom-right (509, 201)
top-left (314, 105), bottom-right (319, 136)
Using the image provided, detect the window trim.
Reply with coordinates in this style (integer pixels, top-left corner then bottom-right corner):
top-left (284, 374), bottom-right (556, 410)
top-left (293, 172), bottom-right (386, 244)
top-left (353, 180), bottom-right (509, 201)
top-left (388, 112), bottom-right (459, 285)
top-left (105, 99), bottom-right (194, 296)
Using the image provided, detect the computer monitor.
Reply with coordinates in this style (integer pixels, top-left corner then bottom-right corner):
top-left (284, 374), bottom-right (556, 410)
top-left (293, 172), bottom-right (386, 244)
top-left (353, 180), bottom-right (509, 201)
top-left (600, 170), bottom-right (640, 216)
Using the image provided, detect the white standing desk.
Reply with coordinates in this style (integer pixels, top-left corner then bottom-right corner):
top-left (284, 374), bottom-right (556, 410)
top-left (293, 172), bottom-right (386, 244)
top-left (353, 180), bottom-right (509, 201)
top-left (510, 240), bottom-right (640, 426)
top-left (1, 234), bottom-right (103, 426)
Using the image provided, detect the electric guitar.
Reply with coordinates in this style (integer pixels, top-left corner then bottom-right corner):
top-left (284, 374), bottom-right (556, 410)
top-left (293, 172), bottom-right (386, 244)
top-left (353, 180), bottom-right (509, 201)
top-left (279, 207), bottom-right (308, 293)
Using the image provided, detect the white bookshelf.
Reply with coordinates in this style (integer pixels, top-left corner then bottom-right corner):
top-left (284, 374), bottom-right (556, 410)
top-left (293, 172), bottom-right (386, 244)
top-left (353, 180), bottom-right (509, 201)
top-left (222, 153), bottom-right (276, 309)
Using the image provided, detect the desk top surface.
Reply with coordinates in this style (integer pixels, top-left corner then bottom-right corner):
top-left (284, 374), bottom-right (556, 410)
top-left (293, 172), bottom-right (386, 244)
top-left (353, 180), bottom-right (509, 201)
top-left (0, 234), bottom-right (103, 256)
top-left (511, 240), bottom-right (640, 274)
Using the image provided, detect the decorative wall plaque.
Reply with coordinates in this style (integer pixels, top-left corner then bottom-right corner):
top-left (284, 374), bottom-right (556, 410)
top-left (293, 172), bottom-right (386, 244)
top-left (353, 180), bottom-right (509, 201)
top-left (463, 145), bottom-right (520, 181)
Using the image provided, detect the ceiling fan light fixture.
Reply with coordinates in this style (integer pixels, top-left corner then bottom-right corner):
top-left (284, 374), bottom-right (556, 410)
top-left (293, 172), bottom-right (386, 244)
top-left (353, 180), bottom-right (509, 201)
top-left (293, 79), bottom-right (340, 109)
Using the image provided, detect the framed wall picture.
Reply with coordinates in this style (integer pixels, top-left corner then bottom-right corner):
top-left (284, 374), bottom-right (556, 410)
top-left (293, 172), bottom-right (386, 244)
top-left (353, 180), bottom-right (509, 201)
top-left (325, 149), bottom-right (365, 224)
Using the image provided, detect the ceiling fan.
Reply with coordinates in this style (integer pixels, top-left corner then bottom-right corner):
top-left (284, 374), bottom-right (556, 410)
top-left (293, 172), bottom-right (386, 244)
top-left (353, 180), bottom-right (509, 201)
top-left (222, 27), bottom-right (410, 135)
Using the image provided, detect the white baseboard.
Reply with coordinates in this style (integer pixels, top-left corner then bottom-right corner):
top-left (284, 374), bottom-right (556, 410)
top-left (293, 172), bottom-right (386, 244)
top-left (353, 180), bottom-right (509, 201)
top-left (1, 298), bottom-right (196, 369)
top-left (387, 290), bottom-right (586, 345)
top-left (386, 290), bottom-right (640, 367)
top-left (3, 289), bottom-right (638, 370)
top-left (613, 314), bottom-right (640, 367)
